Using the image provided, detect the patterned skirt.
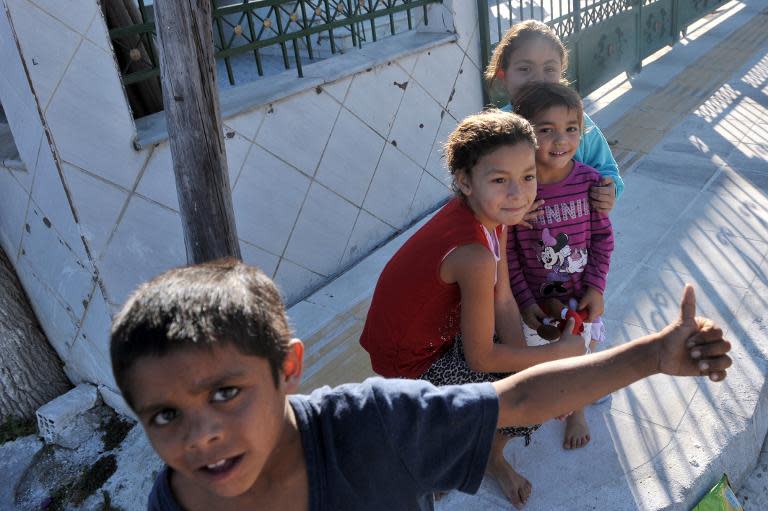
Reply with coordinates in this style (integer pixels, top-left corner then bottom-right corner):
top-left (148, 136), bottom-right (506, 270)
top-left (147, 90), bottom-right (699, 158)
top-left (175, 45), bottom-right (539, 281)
top-left (419, 335), bottom-right (540, 444)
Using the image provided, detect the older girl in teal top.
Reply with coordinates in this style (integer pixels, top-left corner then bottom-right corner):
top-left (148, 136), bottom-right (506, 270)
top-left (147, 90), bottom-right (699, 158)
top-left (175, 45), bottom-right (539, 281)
top-left (485, 20), bottom-right (624, 218)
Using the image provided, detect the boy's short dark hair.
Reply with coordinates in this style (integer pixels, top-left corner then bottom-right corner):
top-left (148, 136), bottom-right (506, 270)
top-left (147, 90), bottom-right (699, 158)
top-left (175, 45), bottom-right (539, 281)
top-left (513, 82), bottom-right (584, 131)
top-left (110, 258), bottom-right (292, 407)
top-left (443, 110), bottom-right (537, 196)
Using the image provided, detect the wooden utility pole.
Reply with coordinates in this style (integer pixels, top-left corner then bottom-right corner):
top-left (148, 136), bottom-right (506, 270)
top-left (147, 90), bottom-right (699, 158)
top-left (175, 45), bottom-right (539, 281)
top-left (154, 0), bottom-right (241, 263)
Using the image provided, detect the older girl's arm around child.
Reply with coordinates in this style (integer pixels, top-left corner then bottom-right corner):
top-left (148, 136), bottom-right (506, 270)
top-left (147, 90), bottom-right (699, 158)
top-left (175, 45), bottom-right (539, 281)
top-left (360, 111), bottom-right (588, 508)
top-left (484, 19), bottom-right (624, 215)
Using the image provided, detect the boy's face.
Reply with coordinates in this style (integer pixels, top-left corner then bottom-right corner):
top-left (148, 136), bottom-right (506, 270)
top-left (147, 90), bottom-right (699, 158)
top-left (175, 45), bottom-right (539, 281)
top-left (457, 142), bottom-right (537, 230)
top-left (531, 105), bottom-right (581, 174)
top-left (127, 341), bottom-right (303, 500)
top-left (502, 39), bottom-right (563, 101)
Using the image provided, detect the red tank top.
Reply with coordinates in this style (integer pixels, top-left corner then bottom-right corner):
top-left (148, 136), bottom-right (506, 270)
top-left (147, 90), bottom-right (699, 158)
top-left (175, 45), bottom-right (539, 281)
top-left (360, 197), bottom-right (502, 378)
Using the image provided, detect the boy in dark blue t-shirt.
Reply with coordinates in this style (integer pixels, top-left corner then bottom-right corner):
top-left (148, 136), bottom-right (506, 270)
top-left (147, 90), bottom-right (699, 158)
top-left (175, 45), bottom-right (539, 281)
top-left (110, 259), bottom-right (730, 511)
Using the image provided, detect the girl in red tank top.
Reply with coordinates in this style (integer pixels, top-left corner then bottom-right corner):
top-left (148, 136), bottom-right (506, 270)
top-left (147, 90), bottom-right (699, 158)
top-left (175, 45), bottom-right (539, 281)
top-left (360, 111), bottom-right (588, 507)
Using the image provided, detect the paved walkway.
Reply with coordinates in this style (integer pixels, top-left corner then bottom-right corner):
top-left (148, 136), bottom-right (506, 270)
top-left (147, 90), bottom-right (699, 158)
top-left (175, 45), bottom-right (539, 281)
top-left (289, 1), bottom-right (768, 509)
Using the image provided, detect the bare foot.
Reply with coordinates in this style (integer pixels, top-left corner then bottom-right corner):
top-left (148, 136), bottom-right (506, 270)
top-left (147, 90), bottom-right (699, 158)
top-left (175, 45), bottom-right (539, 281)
top-left (563, 409), bottom-right (590, 449)
top-left (487, 454), bottom-right (532, 508)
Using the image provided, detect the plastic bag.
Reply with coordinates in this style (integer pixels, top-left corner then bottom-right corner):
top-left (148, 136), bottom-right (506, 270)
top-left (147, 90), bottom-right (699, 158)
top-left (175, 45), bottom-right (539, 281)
top-left (691, 474), bottom-right (744, 511)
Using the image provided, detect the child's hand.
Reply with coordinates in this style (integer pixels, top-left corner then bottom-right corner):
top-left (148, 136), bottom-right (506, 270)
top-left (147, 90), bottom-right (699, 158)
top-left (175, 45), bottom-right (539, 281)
top-left (518, 199), bottom-right (545, 229)
top-left (656, 285), bottom-right (731, 382)
top-left (577, 287), bottom-right (604, 321)
top-left (589, 177), bottom-right (615, 213)
top-left (522, 304), bottom-right (546, 330)
top-left (557, 320), bottom-right (589, 357)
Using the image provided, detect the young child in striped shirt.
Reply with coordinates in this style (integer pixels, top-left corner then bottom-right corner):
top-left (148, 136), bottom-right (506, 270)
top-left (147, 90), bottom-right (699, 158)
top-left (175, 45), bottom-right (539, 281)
top-left (507, 81), bottom-right (614, 451)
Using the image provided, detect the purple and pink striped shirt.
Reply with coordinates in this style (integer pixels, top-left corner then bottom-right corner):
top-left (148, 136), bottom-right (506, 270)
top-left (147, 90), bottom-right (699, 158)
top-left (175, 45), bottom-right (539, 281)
top-left (507, 161), bottom-right (614, 310)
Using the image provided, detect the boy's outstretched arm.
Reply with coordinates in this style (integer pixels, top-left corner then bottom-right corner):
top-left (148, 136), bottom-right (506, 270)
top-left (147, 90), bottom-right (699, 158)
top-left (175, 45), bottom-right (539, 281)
top-left (493, 285), bottom-right (732, 427)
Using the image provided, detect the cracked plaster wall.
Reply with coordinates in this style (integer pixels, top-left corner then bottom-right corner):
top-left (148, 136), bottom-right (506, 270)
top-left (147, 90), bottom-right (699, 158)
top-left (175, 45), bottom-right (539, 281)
top-left (0, 0), bottom-right (483, 401)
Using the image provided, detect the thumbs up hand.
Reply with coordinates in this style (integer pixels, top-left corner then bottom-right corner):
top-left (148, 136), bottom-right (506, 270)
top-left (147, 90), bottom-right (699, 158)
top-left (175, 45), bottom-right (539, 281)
top-left (655, 285), bottom-right (732, 382)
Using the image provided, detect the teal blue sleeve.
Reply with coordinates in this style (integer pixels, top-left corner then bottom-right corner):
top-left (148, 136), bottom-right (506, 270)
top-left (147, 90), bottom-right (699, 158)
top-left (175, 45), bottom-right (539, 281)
top-left (575, 113), bottom-right (624, 199)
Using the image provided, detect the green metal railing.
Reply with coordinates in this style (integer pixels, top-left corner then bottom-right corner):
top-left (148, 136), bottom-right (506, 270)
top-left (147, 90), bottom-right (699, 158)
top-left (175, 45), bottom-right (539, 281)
top-left (109, 0), bottom-right (442, 90)
top-left (478, 0), bottom-right (729, 104)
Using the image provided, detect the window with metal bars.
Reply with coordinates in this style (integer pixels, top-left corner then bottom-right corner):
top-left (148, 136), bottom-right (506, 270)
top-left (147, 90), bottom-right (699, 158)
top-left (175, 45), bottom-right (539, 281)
top-left (104, 0), bottom-right (443, 119)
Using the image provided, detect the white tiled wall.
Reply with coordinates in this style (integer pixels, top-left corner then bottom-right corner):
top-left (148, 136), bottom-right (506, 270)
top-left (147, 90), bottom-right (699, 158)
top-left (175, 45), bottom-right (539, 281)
top-left (284, 182), bottom-right (359, 276)
top-left (0, 169), bottom-right (30, 261)
top-left (61, 163), bottom-right (129, 258)
top-left (6, 0), bottom-right (82, 111)
top-left (98, 195), bottom-right (186, 308)
top-left (0, 3), bottom-right (46, 180)
top-left (255, 89), bottom-right (341, 177)
top-left (315, 108), bottom-right (387, 206)
top-left (233, 144), bottom-right (312, 255)
top-left (343, 63), bottom-right (410, 137)
top-left (0, 0), bottom-right (483, 394)
top-left (387, 79), bottom-right (444, 168)
top-left (44, 36), bottom-right (144, 190)
top-left (363, 143), bottom-right (424, 227)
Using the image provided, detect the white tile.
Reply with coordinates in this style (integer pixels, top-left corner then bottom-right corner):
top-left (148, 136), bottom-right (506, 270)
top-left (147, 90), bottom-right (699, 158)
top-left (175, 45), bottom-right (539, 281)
top-left (388, 80), bottom-right (443, 167)
top-left (232, 144), bottom-right (311, 255)
top-left (723, 141), bottom-right (768, 173)
top-left (224, 131), bottom-right (253, 186)
top-left (315, 109), bottom-right (386, 206)
top-left (62, 163), bottom-right (129, 259)
top-left (137, 134), bottom-right (249, 211)
top-left (84, 8), bottom-right (111, 54)
top-left (603, 267), bottom-right (744, 335)
top-left (28, 0), bottom-right (97, 35)
top-left (21, 204), bottom-right (96, 320)
top-left (446, 57), bottom-right (484, 122)
top-left (136, 143), bottom-right (177, 210)
top-left (683, 168), bottom-right (768, 243)
top-left (343, 63), bottom-right (409, 137)
top-left (14, 257), bottom-right (80, 357)
top-left (65, 327), bottom-right (113, 386)
top-left (610, 372), bottom-right (700, 429)
top-left (274, 259), bottom-right (326, 307)
top-left (240, 241), bottom-right (280, 278)
top-left (424, 114), bottom-right (457, 186)
top-left (448, 0), bottom-right (478, 52)
top-left (340, 209), bottom-right (396, 269)
top-left (255, 89), bottom-right (340, 176)
top-left (463, 23), bottom-right (482, 70)
top-left (5, 134), bottom-right (40, 194)
top-left (646, 225), bottom-right (768, 289)
top-left (7, 0), bottom-right (83, 110)
top-left (0, 9), bottom-right (47, 174)
top-left (322, 76), bottom-right (352, 103)
top-left (410, 42), bottom-right (464, 107)
top-left (66, 286), bottom-right (114, 386)
top-left (284, 183), bottom-right (358, 276)
top-left (397, 53), bottom-right (419, 76)
top-left (45, 38), bottom-right (143, 190)
top-left (363, 144), bottom-right (422, 227)
top-left (223, 106), bottom-right (266, 142)
top-left (0, 169), bottom-right (29, 259)
top-left (99, 196), bottom-right (186, 308)
top-left (78, 285), bottom-right (112, 359)
top-left (30, 142), bottom-right (88, 262)
top-left (408, 171), bottom-right (450, 220)
top-left (694, 338), bottom-right (766, 421)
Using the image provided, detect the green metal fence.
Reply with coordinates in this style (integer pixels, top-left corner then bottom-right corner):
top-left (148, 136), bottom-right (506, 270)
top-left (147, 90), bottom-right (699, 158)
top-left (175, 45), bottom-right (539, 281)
top-left (477, 0), bottom-right (729, 105)
top-left (109, 0), bottom-right (443, 90)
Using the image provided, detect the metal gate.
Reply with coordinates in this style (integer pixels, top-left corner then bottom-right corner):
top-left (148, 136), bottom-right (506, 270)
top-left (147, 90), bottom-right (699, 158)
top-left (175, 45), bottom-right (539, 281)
top-left (477, 0), bottom-right (730, 105)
